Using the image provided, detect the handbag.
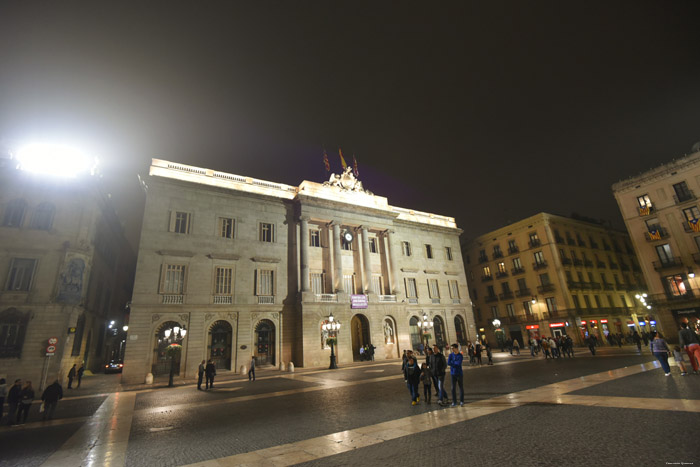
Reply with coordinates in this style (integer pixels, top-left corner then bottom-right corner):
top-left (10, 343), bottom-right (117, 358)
top-left (39, 402), bottom-right (45, 413)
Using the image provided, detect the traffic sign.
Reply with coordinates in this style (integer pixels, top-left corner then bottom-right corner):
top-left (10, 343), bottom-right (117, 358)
top-left (48, 337), bottom-right (58, 345)
top-left (46, 344), bottom-right (56, 356)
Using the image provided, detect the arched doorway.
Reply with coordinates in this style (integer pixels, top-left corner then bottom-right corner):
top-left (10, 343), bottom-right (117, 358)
top-left (152, 321), bottom-right (186, 376)
top-left (454, 315), bottom-right (467, 345)
top-left (350, 314), bottom-right (371, 361)
top-left (434, 316), bottom-right (447, 348)
top-left (254, 320), bottom-right (275, 366)
top-left (409, 316), bottom-right (422, 351)
top-left (209, 321), bottom-right (232, 370)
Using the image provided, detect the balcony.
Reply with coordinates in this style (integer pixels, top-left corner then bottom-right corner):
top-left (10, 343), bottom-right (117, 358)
top-left (529, 239), bottom-right (542, 248)
top-left (589, 282), bottom-right (601, 290)
top-left (258, 296), bottom-right (275, 304)
top-left (609, 262), bottom-right (619, 269)
top-left (673, 190), bottom-right (695, 205)
top-left (566, 238), bottom-right (575, 246)
top-left (602, 283), bottom-right (614, 291)
top-left (537, 283), bottom-right (555, 293)
top-left (515, 288), bottom-right (531, 297)
top-left (478, 255), bottom-right (489, 264)
top-left (603, 243), bottom-right (611, 251)
top-left (499, 291), bottom-right (514, 300)
top-left (590, 241), bottom-right (599, 249)
top-left (318, 294), bottom-right (338, 302)
top-left (485, 295), bottom-right (499, 303)
top-left (632, 264), bottom-right (641, 272)
top-left (683, 220), bottom-right (700, 233)
top-left (644, 228), bottom-right (668, 241)
top-left (597, 261), bottom-right (606, 268)
top-left (511, 267), bottom-right (525, 275)
top-left (481, 275), bottom-right (493, 282)
top-left (573, 259), bottom-right (583, 266)
top-left (431, 298), bottom-right (441, 304)
top-left (496, 271), bottom-right (508, 279)
top-left (508, 246), bottom-right (519, 254)
top-left (577, 239), bottom-right (587, 247)
top-left (584, 260), bottom-right (593, 268)
top-left (638, 205), bottom-right (654, 216)
top-left (378, 295), bottom-right (397, 302)
top-left (620, 262), bottom-right (630, 271)
top-left (162, 294), bottom-right (184, 304)
top-left (213, 295), bottom-right (232, 304)
top-left (561, 257), bottom-right (572, 266)
top-left (555, 236), bottom-right (565, 244)
top-left (407, 297), bottom-right (419, 304)
top-left (493, 251), bottom-right (504, 259)
top-left (652, 257), bottom-right (683, 271)
top-left (567, 281), bottom-right (583, 290)
top-left (533, 261), bottom-right (548, 270)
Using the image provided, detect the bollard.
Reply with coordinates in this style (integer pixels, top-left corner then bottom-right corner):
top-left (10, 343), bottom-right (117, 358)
top-left (241, 365), bottom-right (247, 375)
top-left (145, 372), bottom-right (153, 385)
top-left (279, 362), bottom-right (286, 371)
top-left (288, 362), bottom-right (295, 373)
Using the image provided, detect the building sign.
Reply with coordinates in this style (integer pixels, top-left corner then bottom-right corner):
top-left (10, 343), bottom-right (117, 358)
top-left (350, 294), bottom-right (368, 309)
top-left (549, 322), bottom-right (566, 328)
top-left (526, 325), bottom-right (539, 330)
top-left (600, 319), bottom-right (608, 323)
top-left (580, 321), bottom-right (587, 325)
top-left (46, 345), bottom-right (56, 356)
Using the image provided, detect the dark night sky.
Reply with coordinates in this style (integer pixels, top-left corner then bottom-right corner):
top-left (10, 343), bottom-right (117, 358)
top-left (1, 1), bottom-right (699, 243)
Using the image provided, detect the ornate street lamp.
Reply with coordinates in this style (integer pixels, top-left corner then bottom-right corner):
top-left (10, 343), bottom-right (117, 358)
top-left (322, 313), bottom-right (341, 369)
top-left (162, 325), bottom-right (187, 387)
top-left (417, 314), bottom-right (434, 349)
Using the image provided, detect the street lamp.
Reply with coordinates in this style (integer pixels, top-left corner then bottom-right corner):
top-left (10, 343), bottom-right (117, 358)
top-left (161, 325), bottom-right (187, 387)
top-left (322, 313), bottom-right (341, 369)
top-left (417, 314), bottom-right (434, 349)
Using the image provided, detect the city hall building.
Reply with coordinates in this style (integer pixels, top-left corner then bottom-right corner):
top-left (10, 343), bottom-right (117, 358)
top-left (121, 159), bottom-right (473, 384)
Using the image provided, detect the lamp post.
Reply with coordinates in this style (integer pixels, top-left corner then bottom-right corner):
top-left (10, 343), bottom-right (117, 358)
top-left (162, 325), bottom-right (187, 387)
top-left (322, 313), bottom-right (341, 369)
top-left (417, 314), bottom-right (434, 350)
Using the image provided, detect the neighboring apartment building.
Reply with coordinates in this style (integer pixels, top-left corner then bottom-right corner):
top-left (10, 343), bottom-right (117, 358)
top-left (612, 145), bottom-right (700, 340)
top-left (0, 149), bottom-right (136, 387)
top-left (121, 159), bottom-right (473, 384)
top-left (463, 213), bottom-right (648, 348)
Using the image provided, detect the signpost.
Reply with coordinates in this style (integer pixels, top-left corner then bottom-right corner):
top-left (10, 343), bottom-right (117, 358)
top-left (41, 337), bottom-right (58, 391)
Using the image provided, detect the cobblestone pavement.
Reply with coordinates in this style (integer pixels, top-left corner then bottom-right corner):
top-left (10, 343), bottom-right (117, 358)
top-left (1, 347), bottom-right (698, 467)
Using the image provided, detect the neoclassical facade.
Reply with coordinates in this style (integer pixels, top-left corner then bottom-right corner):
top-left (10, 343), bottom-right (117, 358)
top-left (122, 160), bottom-right (473, 384)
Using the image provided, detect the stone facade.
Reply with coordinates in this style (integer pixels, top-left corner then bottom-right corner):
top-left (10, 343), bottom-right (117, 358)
top-left (612, 147), bottom-right (700, 340)
top-left (464, 213), bottom-right (648, 348)
top-left (122, 159), bottom-right (473, 384)
top-left (0, 152), bottom-right (136, 389)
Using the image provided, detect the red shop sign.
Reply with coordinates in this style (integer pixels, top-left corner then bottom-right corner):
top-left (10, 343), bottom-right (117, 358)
top-left (549, 322), bottom-right (566, 328)
top-left (526, 325), bottom-right (539, 330)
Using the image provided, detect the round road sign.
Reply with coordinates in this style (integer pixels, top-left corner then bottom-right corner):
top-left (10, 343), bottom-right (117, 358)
top-left (48, 337), bottom-right (58, 345)
top-left (46, 345), bottom-right (56, 353)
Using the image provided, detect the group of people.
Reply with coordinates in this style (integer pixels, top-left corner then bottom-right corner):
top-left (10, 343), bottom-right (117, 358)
top-left (529, 335), bottom-right (576, 358)
top-left (197, 359), bottom-right (218, 390)
top-left (358, 344), bottom-right (376, 361)
top-left (649, 322), bottom-right (700, 376)
top-left (1, 377), bottom-right (64, 425)
top-left (402, 343), bottom-right (465, 407)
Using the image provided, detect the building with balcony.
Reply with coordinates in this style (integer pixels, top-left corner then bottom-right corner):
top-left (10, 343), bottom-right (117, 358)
top-left (121, 160), bottom-right (473, 384)
top-left (0, 149), bottom-right (136, 387)
top-left (612, 144), bottom-right (700, 340)
top-left (463, 213), bottom-right (648, 348)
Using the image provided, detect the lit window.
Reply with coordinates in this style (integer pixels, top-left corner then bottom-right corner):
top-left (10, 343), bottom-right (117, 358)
top-left (665, 275), bottom-right (688, 296)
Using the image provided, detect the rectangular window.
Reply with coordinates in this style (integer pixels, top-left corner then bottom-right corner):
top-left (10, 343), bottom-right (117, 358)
top-left (486, 285), bottom-right (496, 297)
top-left (501, 282), bottom-right (511, 293)
top-left (448, 280), bottom-right (460, 299)
top-left (506, 303), bottom-right (515, 317)
top-left (583, 295), bottom-right (592, 308)
top-left (402, 241), bottom-right (412, 256)
top-left (508, 240), bottom-right (518, 253)
top-left (497, 262), bottom-right (506, 274)
top-left (594, 295), bottom-right (602, 308)
top-left (493, 245), bottom-right (502, 257)
top-left (217, 217), bottom-right (234, 239)
top-left (256, 269), bottom-right (274, 296)
top-left (6, 258), bottom-right (36, 291)
top-left (534, 251), bottom-right (545, 265)
top-left (425, 244), bottom-right (433, 259)
top-left (529, 232), bottom-right (540, 246)
top-left (311, 273), bottom-right (325, 294)
top-left (341, 238), bottom-right (352, 251)
top-left (482, 266), bottom-right (491, 277)
top-left (656, 244), bottom-right (673, 264)
top-left (683, 206), bottom-right (700, 221)
top-left (513, 257), bottom-right (522, 269)
top-left (607, 295), bottom-right (615, 307)
top-left (372, 275), bottom-right (383, 294)
top-left (673, 181), bottom-right (693, 202)
top-left (369, 238), bottom-right (378, 253)
top-left (310, 230), bottom-right (321, 247)
top-left (170, 211), bottom-right (191, 234)
top-left (539, 273), bottom-right (551, 285)
top-left (428, 279), bottom-right (440, 298)
top-left (572, 295), bottom-right (581, 309)
top-left (517, 278), bottom-right (527, 290)
top-left (523, 301), bottom-right (532, 315)
top-left (214, 267), bottom-right (233, 295)
top-left (637, 194), bottom-right (652, 208)
top-left (259, 223), bottom-right (275, 242)
top-left (620, 294), bottom-right (628, 308)
top-left (161, 264), bottom-right (186, 294)
top-left (545, 297), bottom-right (557, 312)
top-left (405, 277), bottom-right (418, 298)
top-left (344, 274), bottom-right (356, 294)
top-left (491, 305), bottom-right (499, 318)
top-left (665, 275), bottom-right (688, 296)
top-left (445, 247), bottom-right (453, 261)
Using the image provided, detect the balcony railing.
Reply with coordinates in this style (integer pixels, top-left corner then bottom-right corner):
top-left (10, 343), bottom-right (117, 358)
top-left (379, 295), bottom-right (397, 302)
top-left (529, 239), bottom-right (541, 248)
top-left (652, 257), bottom-right (683, 270)
top-left (496, 271), bottom-right (508, 278)
top-left (638, 205), bottom-right (654, 216)
top-left (515, 288), bottom-right (531, 297)
top-left (493, 251), bottom-right (503, 259)
top-left (532, 261), bottom-right (548, 270)
top-left (481, 275), bottom-right (493, 282)
top-left (673, 190), bottom-right (695, 204)
top-left (603, 243), bottom-right (611, 251)
top-left (584, 260), bottom-right (593, 268)
top-left (213, 295), bottom-right (232, 304)
top-left (162, 294), bottom-right (184, 304)
top-left (566, 238), bottom-right (575, 246)
top-left (620, 262), bottom-right (630, 271)
top-left (683, 220), bottom-right (700, 233)
top-left (431, 298), bottom-right (441, 304)
top-left (573, 259), bottom-right (583, 266)
top-left (484, 295), bottom-right (499, 303)
top-left (555, 236), bottom-right (565, 244)
top-left (632, 264), bottom-right (641, 272)
top-left (478, 256), bottom-right (489, 264)
top-left (258, 296), bottom-right (275, 304)
top-left (537, 283), bottom-right (555, 293)
top-left (317, 294), bottom-right (338, 302)
top-left (589, 282), bottom-right (601, 290)
top-left (567, 281), bottom-right (583, 290)
top-left (511, 267), bottom-right (525, 275)
top-left (609, 262), bottom-right (619, 269)
top-left (597, 261), bottom-right (606, 268)
top-left (602, 283), bottom-right (614, 291)
top-left (499, 291), bottom-right (514, 300)
top-left (577, 240), bottom-right (587, 247)
top-left (408, 297), bottom-right (419, 304)
top-left (561, 258), bottom-right (572, 266)
top-left (508, 246), bottom-right (519, 254)
top-left (644, 228), bottom-right (668, 241)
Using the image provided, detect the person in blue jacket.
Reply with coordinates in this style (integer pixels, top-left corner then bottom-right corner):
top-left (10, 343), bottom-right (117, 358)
top-left (447, 343), bottom-right (464, 407)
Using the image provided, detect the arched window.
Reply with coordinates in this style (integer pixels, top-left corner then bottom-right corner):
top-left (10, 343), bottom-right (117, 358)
top-left (2, 199), bottom-right (27, 227)
top-left (0, 308), bottom-right (29, 358)
top-left (454, 315), bottom-right (467, 345)
top-left (30, 202), bottom-right (55, 230)
top-left (434, 316), bottom-right (446, 347)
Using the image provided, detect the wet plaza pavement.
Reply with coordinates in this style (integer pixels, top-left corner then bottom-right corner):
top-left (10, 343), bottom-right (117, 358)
top-left (1, 347), bottom-right (698, 467)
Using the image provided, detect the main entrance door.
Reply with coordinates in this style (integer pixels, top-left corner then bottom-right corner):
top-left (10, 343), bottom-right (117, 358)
top-left (209, 321), bottom-right (232, 371)
top-left (254, 320), bottom-right (275, 366)
top-left (351, 314), bottom-right (371, 361)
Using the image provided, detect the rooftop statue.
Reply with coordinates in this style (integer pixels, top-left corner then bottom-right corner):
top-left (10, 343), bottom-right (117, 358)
top-left (323, 166), bottom-right (373, 195)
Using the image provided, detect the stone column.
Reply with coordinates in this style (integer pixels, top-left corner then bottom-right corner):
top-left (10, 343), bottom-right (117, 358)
top-left (386, 230), bottom-right (399, 294)
top-left (331, 222), bottom-right (344, 293)
top-left (300, 217), bottom-right (310, 292)
top-left (360, 226), bottom-right (372, 293)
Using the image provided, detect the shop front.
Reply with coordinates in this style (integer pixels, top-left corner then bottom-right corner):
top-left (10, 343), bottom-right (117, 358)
top-left (549, 321), bottom-right (568, 338)
top-left (526, 324), bottom-right (540, 342)
top-left (672, 308), bottom-right (700, 332)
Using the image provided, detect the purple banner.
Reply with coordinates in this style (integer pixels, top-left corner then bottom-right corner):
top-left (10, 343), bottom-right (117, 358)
top-left (350, 294), bottom-right (368, 309)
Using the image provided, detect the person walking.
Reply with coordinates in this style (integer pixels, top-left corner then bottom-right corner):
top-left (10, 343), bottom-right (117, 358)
top-left (678, 322), bottom-right (700, 374)
top-left (6, 379), bottom-right (22, 425)
top-left (432, 345), bottom-right (448, 404)
top-left (205, 359), bottom-right (216, 389)
top-left (512, 339), bottom-right (520, 355)
top-left (420, 363), bottom-right (432, 404)
top-left (673, 346), bottom-right (688, 376)
top-left (447, 344), bottom-right (464, 407)
top-left (403, 356), bottom-right (421, 405)
top-left (76, 364), bottom-right (85, 388)
top-left (401, 350), bottom-right (408, 376)
top-left (16, 381), bottom-right (35, 424)
top-left (41, 379), bottom-right (63, 421)
top-left (248, 355), bottom-right (256, 381)
top-left (485, 342), bottom-right (494, 365)
top-left (197, 360), bottom-right (206, 390)
top-left (67, 364), bottom-right (76, 389)
top-left (650, 331), bottom-right (672, 376)
top-left (632, 331), bottom-right (642, 352)
top-left (475, 341), bottom-right (483, 366)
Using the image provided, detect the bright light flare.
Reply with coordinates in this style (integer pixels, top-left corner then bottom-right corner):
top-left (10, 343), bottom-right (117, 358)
top-left (16, 143), bottom-right (97, 177)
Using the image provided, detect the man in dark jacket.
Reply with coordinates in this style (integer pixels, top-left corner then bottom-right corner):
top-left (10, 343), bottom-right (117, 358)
top-left (6, 379), bottom-right (22, 425)
top-left (41, 379), bottom-right (63, 421)
top-left (205, 360), bottom-right (216, 390)
top-left (403, 356), bottom-right (421, 405)
top-left (197, 360), bottom-right (206, 390)
top-left (679, 322), bottom-right (700, 373)
top-left (67, 364), bottom-right (76, 389)
top-left (432, 344), bottom-right (448, 405)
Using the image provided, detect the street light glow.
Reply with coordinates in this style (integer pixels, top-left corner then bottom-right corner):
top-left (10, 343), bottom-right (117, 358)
top-left (16, 143), bottom-right (97, 178)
